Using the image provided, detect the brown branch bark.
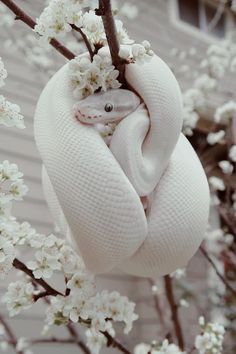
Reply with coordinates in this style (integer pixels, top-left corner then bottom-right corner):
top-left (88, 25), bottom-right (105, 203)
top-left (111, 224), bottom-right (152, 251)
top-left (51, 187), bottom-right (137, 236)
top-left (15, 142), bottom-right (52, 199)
top-left (0, 313), bottom-right (24, 354)
top-left (96, 0), bottom-right (126, 85)
top-left (101, 331), bottom-right (132, 354)
top-left (67, 322), bottom-right (91, 354)
top-left (31, 337), bottom-right (75, 345)
top-left (71, 24), bottom-right (94, 60)
top-left (0, 0), bottom-right (75, 60)
top-left (148, 279), bottom-right (166, 331)
top-left (200, 246), bottom-right (236, 297)
top-left (164, 275), bottom-right (184, 350)
top-left (13, 258), bottom-right (63, 297)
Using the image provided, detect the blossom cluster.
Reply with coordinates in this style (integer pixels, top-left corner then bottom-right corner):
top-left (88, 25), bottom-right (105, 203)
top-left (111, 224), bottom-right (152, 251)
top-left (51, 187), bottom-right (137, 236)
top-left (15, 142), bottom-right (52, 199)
top-left (35, 0), bottom-right (131, 48)
top-left (119, 41), bottom-right (154, 63)
top-left (35, 0), bottom-right (88, 42)
top-left (179, 35), bottom-right (236, 136)
top-left (0, 58), bottom-right (25, 129)
top-left (47, 287), bottom-right (138, 353)
top-left (69, 51), bottom-right (121, 99)
top-left (3, 281), bottom-right (35, 317)
top-left (182, 88), bottom-right (203, 136)
top-left (195, 317), bottom-right (225, 354)
top-left (134, 339), bottom-right (185, 354)
top-left (214, 100), bottom-right (236, 124)
top-left (0, 57), bottom-right (7, 87)
top-left (0, 161), bottom-right (29, 278)
top-left (1, 219), bottom-right (139, 354)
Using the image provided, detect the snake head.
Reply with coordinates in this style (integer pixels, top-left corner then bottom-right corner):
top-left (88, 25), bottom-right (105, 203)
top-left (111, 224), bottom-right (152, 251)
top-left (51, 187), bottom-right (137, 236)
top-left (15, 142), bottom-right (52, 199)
top-left (74, 89), bottom-right (141, 124)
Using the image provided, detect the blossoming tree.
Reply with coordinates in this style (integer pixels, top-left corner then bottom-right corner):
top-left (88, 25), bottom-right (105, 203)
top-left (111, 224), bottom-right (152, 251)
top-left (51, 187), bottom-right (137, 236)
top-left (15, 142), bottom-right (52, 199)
top-left (0, 1), bottom-right (236, 354)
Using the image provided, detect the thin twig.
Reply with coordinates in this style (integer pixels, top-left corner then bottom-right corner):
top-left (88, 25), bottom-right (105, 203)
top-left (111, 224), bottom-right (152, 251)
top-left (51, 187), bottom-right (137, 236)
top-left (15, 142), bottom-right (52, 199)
top-left (96, 0), bottom-right (126, 85)
top-left (13, 258), bottom-right (63, 297)
top-left (102, 331), bottom-right (132, 354)
top-left (30, 337), bottom-right (75, 345)
top-left (148, 279), bottom-right (166, 330)
top-left (0, 313), bottom-right (24, 354)
top-left (200, 246), bottom-right (236, 297)
top-left (164, 275), bottom-right (184, 350)
top-left (71, 24), bottom-right (94, 60)
top-left (33, 291), bottom-right (49, 302)
top-left (67, 322), bottom-right (91, 354)
top-left (0, 0), bottom-right (75, 60)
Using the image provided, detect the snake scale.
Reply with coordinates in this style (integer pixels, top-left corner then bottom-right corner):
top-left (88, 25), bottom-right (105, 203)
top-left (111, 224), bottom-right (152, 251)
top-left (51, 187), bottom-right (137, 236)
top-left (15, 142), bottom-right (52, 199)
top-left (34, 52), bottom-right (210, 277)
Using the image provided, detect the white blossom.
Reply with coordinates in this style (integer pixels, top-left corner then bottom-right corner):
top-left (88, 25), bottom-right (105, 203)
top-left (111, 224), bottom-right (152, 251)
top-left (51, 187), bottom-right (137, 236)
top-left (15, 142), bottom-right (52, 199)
top-left (182, 88), bottom-right (203, 136)
top-left (170, 268), bottom-right (186, 279)
top-left (59, 244), bottom-right (79, 274)
top-left (80, 290), bottom-right (138, 335)
top-left (119, 42), bottom-right (154, 64)
top-left (67, 270), bottom-right (95, 296)
top-left (214, 101), bottom-right (236, 123)
top-left (0, 238), bottom-right (15, 279)
top-left (27, 250), bottom-right (61, 279)
top-left (218, 160), bottom-right (233, 175)
top-left (16, 338), bottom-right (31, 353)
top-left (0, 58), bottom-right (7, 87)
top-left (82, 11), bottom-right (104, 44)
top-left (157, 339), bottom-right (186, 354)
top-left (207, 130), bottom-right (225, 145)
top-left (209, 176), bottom-right (225, 191)
top-left (195, 318), bottom-right (225, 354)
top-left (86, 328), bottom-right (107, 354)
top-left (229, 145), bottom-right (236, 162)
top-left (134, 343), bottom-right (151, 354)
top-left (46, 294), bottom-right (84, 324)
top-left (69, 52), bottom-right (121, 99)
top-left (115, 19), bottom-right (133, 45)
top-left (135, 339), bottom-right (186, 354)
top-left (3, 281), bottom-right (34, 316)
top-left (179, 299), bottom-right (189, 308)
top-left (9, 179), bottom-right (28, 200)
top-left (0, 160), bottom-right (23, 182)
top-left (0, 95), bottom-right (25, 129)
top-left (131, 41), bottom-right (154, 63)
top-left (194, 74), bottom-right (216, 94)
top-left (35, 0), bottom-right (75, 41)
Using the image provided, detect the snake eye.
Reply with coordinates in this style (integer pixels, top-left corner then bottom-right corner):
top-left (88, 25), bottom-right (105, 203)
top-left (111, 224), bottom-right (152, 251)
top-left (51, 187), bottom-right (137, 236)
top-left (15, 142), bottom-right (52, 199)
top-left (104, 103), bottom-right (113, 112)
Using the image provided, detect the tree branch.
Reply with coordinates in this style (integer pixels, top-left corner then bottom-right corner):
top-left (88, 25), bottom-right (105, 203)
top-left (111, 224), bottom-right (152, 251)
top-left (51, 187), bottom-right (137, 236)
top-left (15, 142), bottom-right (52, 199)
top-left (13, 258), bottom-right (63, 297)
top-left (0, 313), bottom-right (24, 354)
top-left (67, 322), bottom-right (91, 354)
top-left (96, 0), bottom-right (126, 85)
top-left (71, 24), bottom-right (94, 60)
top-left (30, 337), bottom-right (75, 345)
top-left (101, 331), bottom-right (132, 354)
top-left (0, 0), bottom-right (75, 60)
top-left (164, 275), bottom-right (184, 350)
top-left (148, 279), bottom-right (166, 330)
top-left (200, 246), bottom-right (236, 297)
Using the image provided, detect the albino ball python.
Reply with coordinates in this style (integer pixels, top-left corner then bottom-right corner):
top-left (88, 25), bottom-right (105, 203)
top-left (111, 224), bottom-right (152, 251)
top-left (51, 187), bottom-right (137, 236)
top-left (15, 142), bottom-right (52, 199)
top-left (34, 52), bottom-right (210, 277)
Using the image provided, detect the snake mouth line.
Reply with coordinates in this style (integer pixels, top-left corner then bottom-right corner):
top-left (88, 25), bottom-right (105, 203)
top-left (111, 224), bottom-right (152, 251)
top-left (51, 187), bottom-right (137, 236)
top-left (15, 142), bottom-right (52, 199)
top-left (75, 109), bottom-right (103, 122)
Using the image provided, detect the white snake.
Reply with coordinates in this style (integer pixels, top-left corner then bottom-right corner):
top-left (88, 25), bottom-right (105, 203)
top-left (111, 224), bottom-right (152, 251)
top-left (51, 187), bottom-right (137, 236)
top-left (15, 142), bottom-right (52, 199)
top-left (34, 52), bottom-right (210, 277)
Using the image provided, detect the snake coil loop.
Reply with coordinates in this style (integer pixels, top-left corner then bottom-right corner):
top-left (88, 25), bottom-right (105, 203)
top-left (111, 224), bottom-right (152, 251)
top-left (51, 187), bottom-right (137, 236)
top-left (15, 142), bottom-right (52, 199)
top-left (34, 52), bottom-right (210, 277)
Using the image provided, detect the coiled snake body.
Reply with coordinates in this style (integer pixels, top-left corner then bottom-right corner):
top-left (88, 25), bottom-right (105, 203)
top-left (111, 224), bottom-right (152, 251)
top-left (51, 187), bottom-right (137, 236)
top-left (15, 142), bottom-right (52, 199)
top-left (34, 53), bottom-right (210, 277)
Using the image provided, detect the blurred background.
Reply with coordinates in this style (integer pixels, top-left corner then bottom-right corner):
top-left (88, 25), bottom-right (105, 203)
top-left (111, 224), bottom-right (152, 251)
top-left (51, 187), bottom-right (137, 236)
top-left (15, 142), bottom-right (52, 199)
top-left (0, 0), bottom-right (235, 353)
